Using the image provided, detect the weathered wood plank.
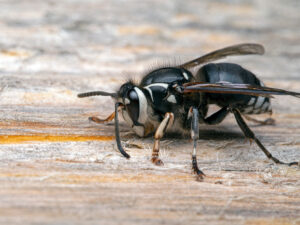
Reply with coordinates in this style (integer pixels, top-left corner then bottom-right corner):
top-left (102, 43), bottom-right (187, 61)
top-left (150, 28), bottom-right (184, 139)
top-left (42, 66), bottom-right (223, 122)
top-left (0, 0), bottom-right (300, 225)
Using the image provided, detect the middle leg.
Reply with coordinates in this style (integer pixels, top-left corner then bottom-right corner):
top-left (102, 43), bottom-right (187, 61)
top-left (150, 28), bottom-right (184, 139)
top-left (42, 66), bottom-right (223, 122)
top-left (191, 107), bottom-right (205, 180)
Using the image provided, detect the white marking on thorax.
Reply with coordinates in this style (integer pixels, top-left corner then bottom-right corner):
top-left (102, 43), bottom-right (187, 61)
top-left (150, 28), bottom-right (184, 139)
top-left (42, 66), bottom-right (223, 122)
top-left (145, 83), bottom-right (169, 89)
top-left (259, 81), bottom-right (265, 87)
top-left (254, 96), bottom-right (265, 109)
top-left (144, 83), bottom-right (169, 102)
top-left (182, 72), bottom-right (189, 80)
top-left (167, 95), bottom-right (177, 103)
top-left (144, 87), bottom-right (154, 101)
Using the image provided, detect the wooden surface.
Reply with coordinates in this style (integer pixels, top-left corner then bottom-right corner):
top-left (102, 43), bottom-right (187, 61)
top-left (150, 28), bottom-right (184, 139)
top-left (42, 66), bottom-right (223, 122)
top-left (0, 0), bottom-right (300, 224)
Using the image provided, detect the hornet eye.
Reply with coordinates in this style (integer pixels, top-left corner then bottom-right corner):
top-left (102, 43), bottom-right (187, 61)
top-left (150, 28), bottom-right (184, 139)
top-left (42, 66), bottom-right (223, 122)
top-left (125, 89), bottom-right (140, 125)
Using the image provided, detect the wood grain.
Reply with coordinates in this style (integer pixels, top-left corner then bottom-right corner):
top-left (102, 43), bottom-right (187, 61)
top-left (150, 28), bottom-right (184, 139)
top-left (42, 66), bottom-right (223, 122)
top-left (0, 0), bottom-right (300, 224)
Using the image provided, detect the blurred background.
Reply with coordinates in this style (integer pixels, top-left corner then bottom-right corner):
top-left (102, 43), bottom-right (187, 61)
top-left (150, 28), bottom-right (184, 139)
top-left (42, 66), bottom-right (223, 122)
top-left (0, 0), bottom-right (299, 117)
top-left (0, 0), bottom-right (299, 109)
top-left (1, 0), bottom-right (300, 78)
top-left (0, 1), bottom-right (300, 225)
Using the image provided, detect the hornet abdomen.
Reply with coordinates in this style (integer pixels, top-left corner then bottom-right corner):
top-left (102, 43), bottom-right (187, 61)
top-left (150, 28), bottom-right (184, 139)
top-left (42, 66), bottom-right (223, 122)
top-left (196, 63), bottom-right (272, 114)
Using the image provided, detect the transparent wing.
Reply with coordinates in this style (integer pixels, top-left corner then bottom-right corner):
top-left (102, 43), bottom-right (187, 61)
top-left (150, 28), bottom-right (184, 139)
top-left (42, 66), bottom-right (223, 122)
top-left (182, 82), bottom-right (300, 98)
top-left (178, 43), bottom-right (265, 69)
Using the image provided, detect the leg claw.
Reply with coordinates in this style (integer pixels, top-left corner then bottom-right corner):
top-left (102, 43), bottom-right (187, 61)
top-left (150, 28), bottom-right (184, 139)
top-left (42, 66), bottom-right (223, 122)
top-left (196, 174), bottom-right (205, 181)
top-left (193, 168), bottom-right (205, 181)
top-left (287, 161), bottom-right (299, 166)
top-left (263, 118), bottom-right (276, 125)
top-left (151, 157), bottom-right (164, 166)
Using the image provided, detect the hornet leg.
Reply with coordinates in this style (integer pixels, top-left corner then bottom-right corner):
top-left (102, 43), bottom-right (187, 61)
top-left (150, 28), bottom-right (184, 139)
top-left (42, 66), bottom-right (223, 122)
top-left (203, 106), bottom-right (229, 125)
top-left (231, 108), bottom-right (298, 166)
top-left (191, 107), bottom-right (205, 180)
top-left (89, 112), bottom-right (115, 124)
top-left (243, 114), bottom-right (275, 126)
top-left (151, 112), bottom-right (174, 166)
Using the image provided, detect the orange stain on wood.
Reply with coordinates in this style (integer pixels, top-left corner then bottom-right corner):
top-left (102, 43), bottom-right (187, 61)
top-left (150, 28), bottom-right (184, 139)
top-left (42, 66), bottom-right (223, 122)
top-left (0, 50), bottom-right (29, 57)
top-left (0, 121), bottom-right (62, 129)
top-left (0, 134), bottom-right (114, 144)
top-left (0, 172), bottom-right (193, 183)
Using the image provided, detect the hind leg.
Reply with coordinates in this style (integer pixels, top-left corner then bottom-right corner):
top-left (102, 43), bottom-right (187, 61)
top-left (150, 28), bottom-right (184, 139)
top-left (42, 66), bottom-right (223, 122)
top-left (202, 106), bottom-right (229, 125)
top-left (191, 107), bottom-right (205, 180)
top-left (232, 108), bottom-right (297, 166)
top-left (243, 114), bottom-right (275, 126)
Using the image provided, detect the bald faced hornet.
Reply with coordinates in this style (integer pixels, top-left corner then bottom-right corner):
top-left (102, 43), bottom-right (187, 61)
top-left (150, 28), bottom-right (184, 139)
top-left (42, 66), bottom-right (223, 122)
top-left (78, 43), bottom-right (300, 179)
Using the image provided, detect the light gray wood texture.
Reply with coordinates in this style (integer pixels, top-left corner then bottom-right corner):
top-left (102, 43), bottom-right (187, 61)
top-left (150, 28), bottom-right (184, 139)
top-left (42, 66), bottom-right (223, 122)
top-left (0, 0), bottom-right (300, 224)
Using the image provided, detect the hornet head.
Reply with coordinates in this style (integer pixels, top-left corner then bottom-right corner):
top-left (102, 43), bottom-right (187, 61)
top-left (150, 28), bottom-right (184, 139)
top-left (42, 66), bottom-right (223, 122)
top-left (77, 82), bottom-right (151, 159)
top-left (118, 82), bottom-right (150, 137)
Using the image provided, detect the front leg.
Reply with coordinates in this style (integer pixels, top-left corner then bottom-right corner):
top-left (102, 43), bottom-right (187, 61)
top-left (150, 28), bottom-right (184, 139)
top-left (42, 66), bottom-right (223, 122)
top-left (89, 112), bottom-right (115, 124)
top-left (191, 107), bottom-right (205, 180)
top-left (151, 112), bottom-right (174, 166)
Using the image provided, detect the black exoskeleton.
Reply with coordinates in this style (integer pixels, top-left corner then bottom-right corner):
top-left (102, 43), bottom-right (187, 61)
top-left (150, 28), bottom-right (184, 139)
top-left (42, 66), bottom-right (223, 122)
top-left (78, 43), bottom-right (300, 180)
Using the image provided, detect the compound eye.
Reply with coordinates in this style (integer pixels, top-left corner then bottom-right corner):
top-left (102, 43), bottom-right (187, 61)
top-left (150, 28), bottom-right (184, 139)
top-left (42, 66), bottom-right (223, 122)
top-left (125, 90), bottom-right (140, 125)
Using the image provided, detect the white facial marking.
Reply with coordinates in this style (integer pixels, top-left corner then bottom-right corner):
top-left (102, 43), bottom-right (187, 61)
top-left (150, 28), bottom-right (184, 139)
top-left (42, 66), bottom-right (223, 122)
top-left (248, 97), bottom-right (256, 106)
top-left (182, 72), bottom-right (189, 80)
top-left (122, 110), bottom-right (133, 127)
top-left (167, 95), bottom-right (177, 104)
top-left (124, 98), bottom-right (130, 105)
top-left (254, 96), bottom-right (265, 109)
top-left (134, 87), bottom-right (148, 124)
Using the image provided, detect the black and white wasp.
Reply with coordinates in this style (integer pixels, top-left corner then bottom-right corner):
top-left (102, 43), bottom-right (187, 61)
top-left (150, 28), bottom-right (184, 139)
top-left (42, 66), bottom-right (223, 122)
top-left (78, 43), bottom-right (300, 179)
